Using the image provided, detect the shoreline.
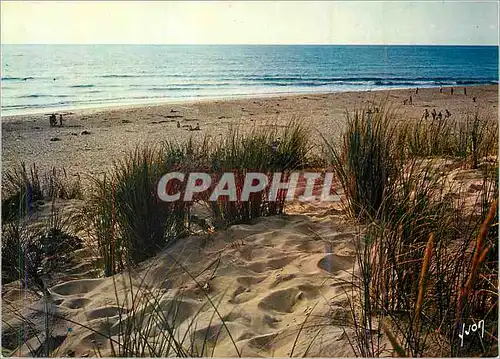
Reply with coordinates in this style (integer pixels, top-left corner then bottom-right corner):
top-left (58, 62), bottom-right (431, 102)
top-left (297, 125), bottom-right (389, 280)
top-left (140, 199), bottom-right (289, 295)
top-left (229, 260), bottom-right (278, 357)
top-left (2, 83), bottom-right (497, 119)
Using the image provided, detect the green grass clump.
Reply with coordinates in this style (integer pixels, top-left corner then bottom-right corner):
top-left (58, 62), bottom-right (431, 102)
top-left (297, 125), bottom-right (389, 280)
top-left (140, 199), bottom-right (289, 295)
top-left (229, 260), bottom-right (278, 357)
top-left (399, 111), bottom-right (498, 168)
top-left (2, 163), bottom-right (83, 223)
top-left (83, 144), bottom-right (193, 276)
top-left (324, 106), bottom-right (400, 221)
top-left (330, 105), bottom-right (499, 357)
top-left (2, 199), bottom-right (82, 291)
top-left (208, 122), bottom-right (311, 226)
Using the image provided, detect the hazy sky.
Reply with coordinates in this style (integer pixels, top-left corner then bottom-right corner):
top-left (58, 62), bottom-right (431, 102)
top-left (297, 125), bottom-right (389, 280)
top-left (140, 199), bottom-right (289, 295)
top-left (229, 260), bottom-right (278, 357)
top-left (1, 1), bottom-right (498, 45)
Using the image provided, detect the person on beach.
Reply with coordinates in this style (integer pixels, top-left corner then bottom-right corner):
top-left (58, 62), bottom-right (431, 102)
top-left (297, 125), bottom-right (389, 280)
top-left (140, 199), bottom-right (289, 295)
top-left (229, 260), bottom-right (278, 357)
top-left (464, 87), bottom-right (467, 96)
top-left (431, 109), bottom-right (437, 120)
top-left (59, 114), bottom-right (63, 127)
top-left (49, 114), bottom-right (57, 127)
top-left (424, 109), bottom-right (429, 120)
top-left (445, 109), bottom-right (451, 118)
top-left (437, 111), bottom-right (442, 120)
top-left (271, 139), bottom-right (281, 152)
top-left (177, 121), bottom-right (181, 128)
top-left (415, 87), bottom-right (419, 94)
top-left (403, 99), bottom-right (407, 105)
top-left (451, 87), bottom-right (454, 95)
top-left (409, 96), bottom-right (412, 105)
top-left (473, 96), bottom-right (476, 103)
top-left (440, 87), bottom-right (443, 93)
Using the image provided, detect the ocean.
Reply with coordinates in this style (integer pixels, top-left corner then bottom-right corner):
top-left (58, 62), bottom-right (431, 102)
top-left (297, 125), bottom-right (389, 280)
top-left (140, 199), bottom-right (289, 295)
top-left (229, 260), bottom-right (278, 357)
top-left (1, 45), bottom-right (498, 116)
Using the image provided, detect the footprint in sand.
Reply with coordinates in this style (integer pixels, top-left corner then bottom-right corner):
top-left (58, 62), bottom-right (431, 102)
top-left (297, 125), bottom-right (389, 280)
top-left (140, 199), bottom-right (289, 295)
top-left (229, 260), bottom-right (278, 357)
top-left (317, 254), bottom-right (354, 275)
top-left (50, 278), bottom-right (106, 296)
top-left (247, 255), bottom-right (299, 273)
top-left (269, 273), bottom-right (296, 288)
top-left (61, 297), bottom-right (92, 309)
top-left (236, 276), bottom-right (266, 287)
top-left (258, 287), bottom-right (300, 313)
top-left (229, 285), bottom-right (256, 304)
top-left (246, 332), bottom-right (279, 350)
top-left (85, 306), bottom-right (127, 320)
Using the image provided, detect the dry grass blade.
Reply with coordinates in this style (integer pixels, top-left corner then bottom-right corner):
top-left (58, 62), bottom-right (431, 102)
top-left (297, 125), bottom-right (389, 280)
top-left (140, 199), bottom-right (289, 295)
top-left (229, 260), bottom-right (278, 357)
top-left (382, 321), bottom-right (407, 357)
top-left (415, 232), bottom-right (434, 334)
top-left (456, 199), bottom-right (498, 326)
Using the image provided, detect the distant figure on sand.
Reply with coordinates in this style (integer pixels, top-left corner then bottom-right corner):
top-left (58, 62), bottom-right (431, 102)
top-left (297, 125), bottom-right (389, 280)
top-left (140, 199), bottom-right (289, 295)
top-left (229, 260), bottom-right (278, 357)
top-left (431, 109), bottom-right (437, 120)
top-left (59, 114), bottom-right (63, 127)
top-left (451, 87), bottom-right (454, 95)
top-left (424, 109), bottom-right (429, 120)
top-left (445, 109), bottom-right (451, 118)
top-left (271, 139), bottom-right (280, 152)
top-left (177, 121), bottom-right (180, 128)
top-left (49, 114), bottom-right (57, 127)
top-left (403, 99), bottom-right (407, 105)
top-left (440, 87), bottom-right (443, 93)
top-left (409, 96), bottom-right (412, 105)
top-left (415, 87), bottom-right (419, 94)
top-left (473, 96), bottom-right (476, 103)
top-left (464, 87), bottom-right (467, 96)
top-left (437, 111), bottom-right (442, 120)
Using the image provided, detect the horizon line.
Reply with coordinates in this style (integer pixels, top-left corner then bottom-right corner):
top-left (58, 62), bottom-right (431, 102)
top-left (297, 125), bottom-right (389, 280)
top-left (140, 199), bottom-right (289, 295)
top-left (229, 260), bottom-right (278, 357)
top-left (2, 43), bottom-right (499, 46)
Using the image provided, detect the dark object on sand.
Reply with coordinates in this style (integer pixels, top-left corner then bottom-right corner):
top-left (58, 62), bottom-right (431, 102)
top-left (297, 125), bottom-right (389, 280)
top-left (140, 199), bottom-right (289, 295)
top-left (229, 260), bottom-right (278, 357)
top-left (464, 87), bottom-right (467, 96)
top-left (81, 130), bottom-right (91, 135)
top-left (409, 96), bottom-right (412, 105)
top-left (177, 121), bottom-right (181, 128)
top-left (451, 87), bottom-right (454, 95)
top-left (431, 109), bottom-right (437, 120)
top-left (271, 139), bottom-right (280, 152)
top-left (473, 96), bottom-right (476, 103)
top-left (440, 87), bottom-right (443, 93)
top-left (170, 109), bottom-right (178, 113)
top-left (188, 123), bottom-right (201, 131)
top-left (437, 111), bottom-right (442, 120)
top-left (403, 99), bottom-right (407, 105)
top-left (445, 109), bottom-right (451, 118)
top-left (424, 109), bottom-right (429, 120)
top-left (50, 137), bottom-right (61, 141)
top-left (59, 114), bottom-right (63, 127)
top-left (49, 114), bottom-right (57, 127)
top-left (415, 87), bottom-right (418, 94)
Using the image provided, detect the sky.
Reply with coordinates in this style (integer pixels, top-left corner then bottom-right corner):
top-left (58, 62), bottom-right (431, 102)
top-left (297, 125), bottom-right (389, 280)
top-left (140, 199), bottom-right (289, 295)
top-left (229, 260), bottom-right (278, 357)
top-left (1, 1), bottom-right (498, 45)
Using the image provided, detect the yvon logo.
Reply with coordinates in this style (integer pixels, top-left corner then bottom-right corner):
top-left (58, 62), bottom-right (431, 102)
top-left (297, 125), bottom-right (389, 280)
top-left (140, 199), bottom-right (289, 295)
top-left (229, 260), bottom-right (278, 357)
top-left (458, 320), bottom-right (485, 348)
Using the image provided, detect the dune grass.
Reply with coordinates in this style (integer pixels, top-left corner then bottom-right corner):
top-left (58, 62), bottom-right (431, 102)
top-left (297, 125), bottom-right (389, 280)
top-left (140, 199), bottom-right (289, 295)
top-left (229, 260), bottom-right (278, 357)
top-left (2, 111), bottom-right (497, 357)
top-left (81, 121), bottom-right (312, 277)
top-left (326, 105), bottom-right (499, 357)
top-left (208, 122), bottom-right (312, 226)
top-left (2, 163), bottom-right (82, 223)
top-left (323, 106), bottom-right (401, 221)
top-left (398, 110), bottom-right (498, 167)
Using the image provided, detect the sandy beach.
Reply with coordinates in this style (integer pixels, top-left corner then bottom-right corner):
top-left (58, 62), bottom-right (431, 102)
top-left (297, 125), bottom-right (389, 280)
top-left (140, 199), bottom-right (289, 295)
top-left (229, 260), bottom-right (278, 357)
top-left (2, 85), bottom-right (498, 357)
top-left (3, 85), bottom-right (497, 178)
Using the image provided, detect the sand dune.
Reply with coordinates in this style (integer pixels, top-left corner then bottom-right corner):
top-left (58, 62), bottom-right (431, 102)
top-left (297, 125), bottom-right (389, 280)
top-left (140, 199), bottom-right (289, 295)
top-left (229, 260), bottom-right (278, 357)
top-left (4, 212), bottom-right (367, 357)
top-left (2, 160), bottom-right (494, 357)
